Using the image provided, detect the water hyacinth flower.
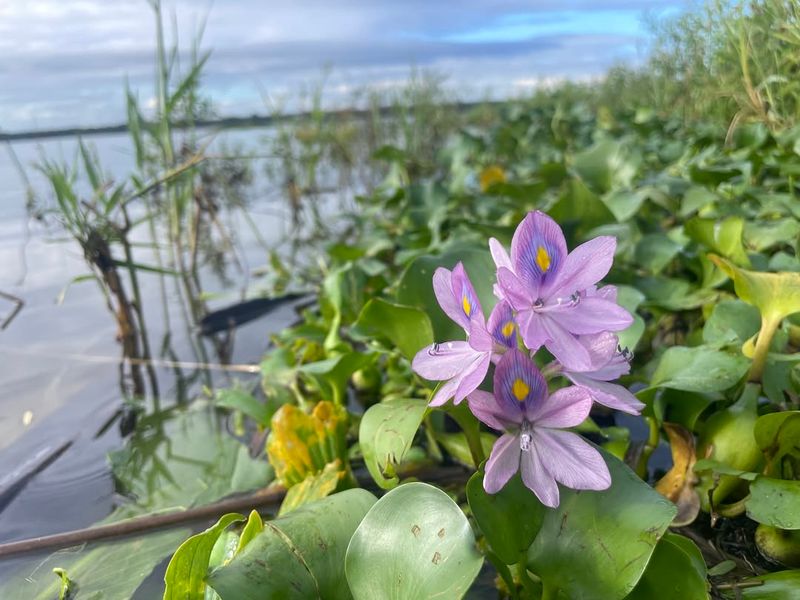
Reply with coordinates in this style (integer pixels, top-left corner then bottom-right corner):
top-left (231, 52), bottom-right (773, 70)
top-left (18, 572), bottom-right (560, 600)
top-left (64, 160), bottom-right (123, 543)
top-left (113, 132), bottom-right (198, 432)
top-left (467, 349), bottom-right (611, 507)
top-left (560, 331), bottom-right (645, 415)
top-left (412, 263), bottom-right (515, 406)
top-left (489, 211), bottom-right (633, 371)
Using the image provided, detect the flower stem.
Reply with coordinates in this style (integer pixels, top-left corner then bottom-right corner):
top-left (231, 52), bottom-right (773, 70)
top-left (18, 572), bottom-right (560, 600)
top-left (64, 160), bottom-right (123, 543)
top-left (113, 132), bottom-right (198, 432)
top-left (540, 581), bottom-right (559, 600)
top-left (515, 558), bottom-right (537, 597)
top-left (748, 314), bottom-right (781, 382)
top-left (636, 416), bottom-right (660, 479)
top-left (448, 405), bottom-right (486, 466)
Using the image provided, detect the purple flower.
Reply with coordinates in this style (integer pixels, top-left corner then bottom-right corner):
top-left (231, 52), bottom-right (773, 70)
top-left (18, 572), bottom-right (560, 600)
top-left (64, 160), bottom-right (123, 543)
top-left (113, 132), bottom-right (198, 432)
top-left (467, 349), bottom-right (611, 507)
top-left (489, 211), bottom-right (633, 371)
top-left (412, 263), bottom-right (515, 407)
top-left (560, 331), bottom-right (645, 415)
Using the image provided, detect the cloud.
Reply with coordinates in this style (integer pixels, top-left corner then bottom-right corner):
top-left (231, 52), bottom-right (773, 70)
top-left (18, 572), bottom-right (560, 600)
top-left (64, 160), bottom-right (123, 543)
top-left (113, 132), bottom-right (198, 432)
top-left (0, 0), bottom-right (688, 131)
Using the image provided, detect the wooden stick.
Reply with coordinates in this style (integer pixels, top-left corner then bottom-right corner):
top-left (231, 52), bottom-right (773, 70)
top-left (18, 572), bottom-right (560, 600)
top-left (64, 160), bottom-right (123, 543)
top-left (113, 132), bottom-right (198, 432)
top-left (0, 487), bottom-right (286, 559)
top-left (0, 466), bottom-right (469, 559)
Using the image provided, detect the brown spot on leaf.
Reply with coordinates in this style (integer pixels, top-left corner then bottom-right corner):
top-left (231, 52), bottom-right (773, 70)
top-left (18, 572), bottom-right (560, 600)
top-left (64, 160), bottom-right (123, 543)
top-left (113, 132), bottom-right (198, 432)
top-left (411, 524), bottom-right (421, 538)
top-left (432, 551), bottom-right (442, 565)
top-left (437, 528), bottom-right (446, 538)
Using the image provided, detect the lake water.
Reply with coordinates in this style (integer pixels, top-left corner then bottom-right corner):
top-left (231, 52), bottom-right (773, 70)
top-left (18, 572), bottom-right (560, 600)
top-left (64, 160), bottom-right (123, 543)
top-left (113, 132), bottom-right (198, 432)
top-left (0, 128), bottom-right (311, 553)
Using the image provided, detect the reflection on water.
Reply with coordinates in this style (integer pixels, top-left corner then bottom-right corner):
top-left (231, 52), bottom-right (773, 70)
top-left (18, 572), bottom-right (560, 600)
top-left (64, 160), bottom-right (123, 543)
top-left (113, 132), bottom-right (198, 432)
top-left (0, 128), bottom-right (312, 549)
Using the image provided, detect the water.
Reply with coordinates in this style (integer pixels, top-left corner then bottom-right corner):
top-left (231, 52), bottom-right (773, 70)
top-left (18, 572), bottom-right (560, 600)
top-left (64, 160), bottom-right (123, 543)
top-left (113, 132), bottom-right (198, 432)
top-left (0, 127), bottom-right (305, 551)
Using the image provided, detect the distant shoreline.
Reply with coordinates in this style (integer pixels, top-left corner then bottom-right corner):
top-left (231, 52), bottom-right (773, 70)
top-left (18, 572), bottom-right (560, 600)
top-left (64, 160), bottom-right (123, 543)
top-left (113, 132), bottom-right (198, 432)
top-left (0, 101), bottom-right (497, 142)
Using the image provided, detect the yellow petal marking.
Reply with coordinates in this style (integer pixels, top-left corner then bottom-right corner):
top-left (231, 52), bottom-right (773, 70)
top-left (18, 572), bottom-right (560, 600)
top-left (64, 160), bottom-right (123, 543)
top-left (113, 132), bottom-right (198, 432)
top-left (501, 321), bottom-right (515, 338)
top-left (535, 246), bottom-right (551, 272)
top-left (512, 378), bottom-right (529, 401)
top-left (462, 295), bottom-right (472, 316)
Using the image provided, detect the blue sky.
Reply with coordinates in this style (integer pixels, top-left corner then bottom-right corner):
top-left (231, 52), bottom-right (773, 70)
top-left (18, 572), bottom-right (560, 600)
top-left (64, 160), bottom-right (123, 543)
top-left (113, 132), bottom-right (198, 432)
top-left (0, 0), bottom-right (689, 131)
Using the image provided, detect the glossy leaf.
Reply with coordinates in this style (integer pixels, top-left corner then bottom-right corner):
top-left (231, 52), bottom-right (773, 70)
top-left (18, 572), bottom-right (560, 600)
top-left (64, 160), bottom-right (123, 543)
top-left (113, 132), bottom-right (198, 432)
top-left (209, 489), bottom-right (377, 599)
top-left (351, 298), bottom-right (433, 359)
top-left (345, 482), bottom-right (483, 600)
top-left (359, 398), bottom-right (427, 489)
top-left (466, 471), bottom-right (545, 565)
top-left (650, 346), bottom-right (749, 393)
top-left (625, 533), bottom-right (708, 600)
top-left (746, 478), bottom-right (800, 530)
top-left (527, 449), bottom-right (676, 600)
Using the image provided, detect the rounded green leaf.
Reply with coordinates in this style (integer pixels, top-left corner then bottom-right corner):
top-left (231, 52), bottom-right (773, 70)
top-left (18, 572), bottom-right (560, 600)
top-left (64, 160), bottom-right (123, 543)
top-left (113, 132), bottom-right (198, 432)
top-left (359, 398), bottom-right (427, 489)
top-left (466, 471), bottom-right (545, 565)
top-left (754, 411), bottom-right (800, 477)
top-left (650, 346), bottom-right (749, 393)
top-left (625, 533), bottom-right (709, 600)
top-left (746, 478), bottom-right (800, 530)
top-left (208, 489), bottom-right (377, 600)
top-left (345, 482), bottom-right (483, 600)
top-left (527, 449), bottom-right (676, 600)
top-left (350, 298), bottom-right (433, 359)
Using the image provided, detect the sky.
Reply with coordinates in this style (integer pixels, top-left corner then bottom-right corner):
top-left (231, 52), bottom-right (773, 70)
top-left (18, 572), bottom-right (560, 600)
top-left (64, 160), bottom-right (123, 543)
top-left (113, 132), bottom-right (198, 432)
top-left (0, 0), bottom-right (689, 132)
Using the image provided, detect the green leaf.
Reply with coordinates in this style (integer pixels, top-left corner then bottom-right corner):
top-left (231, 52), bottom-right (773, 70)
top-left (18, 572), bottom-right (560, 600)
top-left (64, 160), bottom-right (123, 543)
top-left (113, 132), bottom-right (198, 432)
top-left (359, 399), bottom-right (427, 489)
top-left (625, 533), bottom-right (708, 600)
top-left (634, 233), bottom-right (682, 274)
top-left (685, 216), bottom-right (750, 267)
top-left (727, 570), bottom-right (800, 599)
top-left (466, 471), bottom-right (545, 565)
top-left (208, 489), bottom-right (377, 599)
top-left (753, 411), bottom-right (800, 478)
top-left (650, 346), bottom-right (749, 393)
top-left (164, 513), bottom-right (245, 600)
top-left (51, 568), bottom-right (72, 600)
top-left (215, 388), bottom-right (270, 426)
top-left (527, 449), bottom-right (676, 600)
top-left (615, 285), bottom-right (646, 351)
top-left (298, 352), bottom-right (373, 405)
top-left (351, 298), bottom-right (433, 359)
top-left (235, 510), bottom-right (264, 556)
top-left (710, 256), bottom-right (800, 324)
top-left (345, 482), bottom-right (483, 600)
top-left (746, 478), bottom-right (800, 530)
top-left (703, 300), bottom-right (761, 346)
top-left (549, 178), bottom-right (616, 235)
top-left (397, 244), bottom-right (496, 341)
top-left (571, 139), bottom-right (640, 194)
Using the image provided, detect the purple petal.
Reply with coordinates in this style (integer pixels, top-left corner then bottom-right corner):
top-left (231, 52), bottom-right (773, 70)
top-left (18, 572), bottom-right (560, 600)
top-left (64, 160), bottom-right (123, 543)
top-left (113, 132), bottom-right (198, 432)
top-left (520, 442), bottom-right (560, 507)
top-left (540, 317), bottom-right (593, 371)
top-left (547, 236), bottom-right (616, 298)
top-left (595, 284), bottom-right (618, 302)
top-left (467, 390), bottom-right (516, 431)
top-left (496, 267), bottom-right (532, 310)
top-left (412, 341), bottom-right (480, 380)
top-left (489, 237), bottom-right (513, 271)
top-left (429, 378), bottom-right (459, 407)
top-left (567, 374), bottom-right (645, 415)
top-left (578, 331), bottom-right (620, 372)
top-left (468, 318), bottom-right (494, 352)
top-left (433, 267), bottom-right (469, 331)
top-left (452, 262), bottom-right (485, 327)
top-left (549, 297), bottom-right (633, 335)
top-left (532, 429), bottom-right (611, 491)
top-left (484, 433), bottom-right (521, 494)
top-left (517, 309), bottom-right (548, 353)
top-left (494, 349), bottom-right (547, 418)
top-left (454, 352), bottom-right (492, 404)
top-left (526, 385), bottom-right (592, 427)
top-left (487, 301), bottom-right (517, 348)
top-left (511, 211), bottom-right (567, 296)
